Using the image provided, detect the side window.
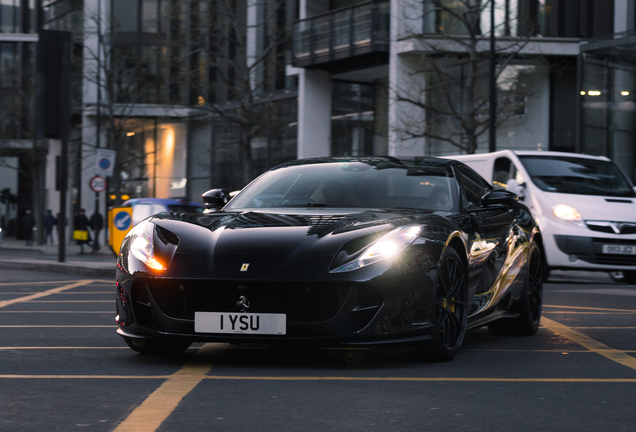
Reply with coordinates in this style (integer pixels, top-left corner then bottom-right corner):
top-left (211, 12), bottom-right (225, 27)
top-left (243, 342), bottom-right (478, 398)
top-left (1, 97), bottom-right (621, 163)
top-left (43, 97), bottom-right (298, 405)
top-left (493, 157), bottom-right (512, 189)
top-left (458, 165), bottom-right (490, 209)
top-left (493, 157), bottom-right (523, 189)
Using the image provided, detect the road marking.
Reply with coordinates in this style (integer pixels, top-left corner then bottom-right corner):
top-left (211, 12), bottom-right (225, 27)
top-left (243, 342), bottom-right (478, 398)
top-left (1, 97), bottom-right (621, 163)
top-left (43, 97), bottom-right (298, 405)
top-left (0, 280), bottom-right (86, 286)
top-left (113, 343), bottom-right (225, 432)
top-left (0, 311), bottom-right (112, 313)
top-left (202, 376), bottom-right (636, 383)
top-left (0, 375), bottom-right (170, 379)
top-left (0, 325), bottom-right (116, 328)
top-left (0, 374), bottom-right (634, 383)
top-left (544, 304), bottom-right (636, 313)
top-left (0, 280), bottom-right (95, 309)
top-left (541, 317), bottom-right (636, 372)
top-left (544, 311), bottom-right (636, 315)
top-left (0, 292), bottom-right (112, 295)
top-left (0, 346), bottom-right (129, 350)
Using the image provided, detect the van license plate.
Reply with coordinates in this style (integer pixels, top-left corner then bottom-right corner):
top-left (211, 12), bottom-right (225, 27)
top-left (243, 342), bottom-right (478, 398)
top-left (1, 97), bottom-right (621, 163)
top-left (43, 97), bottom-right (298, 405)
top-left (194, 312), bottom-right (286, 335)
top-left (602, 245), bottom-right (636, 255)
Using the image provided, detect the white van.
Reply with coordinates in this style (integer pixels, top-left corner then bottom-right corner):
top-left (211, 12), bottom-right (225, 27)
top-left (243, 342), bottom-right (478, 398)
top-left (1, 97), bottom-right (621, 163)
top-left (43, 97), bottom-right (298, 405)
top-left (445, 150), bottom-right (636, 282)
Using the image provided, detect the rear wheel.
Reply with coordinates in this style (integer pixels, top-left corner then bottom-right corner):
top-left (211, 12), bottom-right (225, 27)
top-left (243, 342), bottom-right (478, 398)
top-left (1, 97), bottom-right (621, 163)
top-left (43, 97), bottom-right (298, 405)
top-left (410, 247), bottom-right (467, 362)
top-left (489, 240), bottom-right (543, 336)
top-left (124, 337), bottom-right (192, 355)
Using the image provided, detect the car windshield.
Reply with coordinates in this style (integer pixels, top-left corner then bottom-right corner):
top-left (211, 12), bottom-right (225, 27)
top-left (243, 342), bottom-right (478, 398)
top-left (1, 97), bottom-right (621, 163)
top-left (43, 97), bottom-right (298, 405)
top-left (225, 161), bottom-right (458, 212)
top-left (167, 205), bottom-right (204, 213)
top-left (518, 156), bottom-right (635, 197)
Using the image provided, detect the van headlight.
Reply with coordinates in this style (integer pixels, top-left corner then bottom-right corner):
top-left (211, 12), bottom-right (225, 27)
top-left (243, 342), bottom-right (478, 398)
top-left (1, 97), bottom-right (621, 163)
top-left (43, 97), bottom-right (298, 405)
top-left (552, 204), bottom-right (585, 227)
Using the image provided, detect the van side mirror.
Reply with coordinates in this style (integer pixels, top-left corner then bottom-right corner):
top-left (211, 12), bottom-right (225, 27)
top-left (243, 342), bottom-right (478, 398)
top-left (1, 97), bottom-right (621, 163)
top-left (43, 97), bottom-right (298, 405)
top-left (482, 190), bottom-right (518, 209)
top-left (506, 179), bottom-right (526, 201)
top-left (202, 189), bottom-right (231, 211)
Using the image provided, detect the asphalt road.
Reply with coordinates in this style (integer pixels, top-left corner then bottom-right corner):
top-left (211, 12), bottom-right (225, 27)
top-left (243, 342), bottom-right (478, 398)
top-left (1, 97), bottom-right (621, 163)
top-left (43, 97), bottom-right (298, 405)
top-left (0, 269), bottom-right (635, 432)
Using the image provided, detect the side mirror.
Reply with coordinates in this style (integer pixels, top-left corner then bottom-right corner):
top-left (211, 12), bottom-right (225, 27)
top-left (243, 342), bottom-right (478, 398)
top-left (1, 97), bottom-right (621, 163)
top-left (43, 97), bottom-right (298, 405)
top-left (202, 188), bottom-right (231, 211)
top-left (482, 190), bottom-right (518, 209)
top-left (506, 179), bottom-right (526, 201)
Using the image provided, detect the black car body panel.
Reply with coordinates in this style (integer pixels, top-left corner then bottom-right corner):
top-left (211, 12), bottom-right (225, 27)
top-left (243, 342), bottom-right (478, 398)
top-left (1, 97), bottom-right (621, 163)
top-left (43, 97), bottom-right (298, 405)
top-left (115, 157), bottom-right (541, 351)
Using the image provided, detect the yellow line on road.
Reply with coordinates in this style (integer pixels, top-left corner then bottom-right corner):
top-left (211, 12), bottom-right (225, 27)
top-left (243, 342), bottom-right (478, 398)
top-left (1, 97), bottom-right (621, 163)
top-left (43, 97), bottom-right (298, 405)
top-left (0, 292), bottom-right (112, 295)
top-left (0, 280), bottom-right (83, 287)
top-left (0, 346), bottom-right (129, 350)
top-left (0, 280), bottom-right (94, 309)
top-left (113, 343), bottom-right (225, 432)
top-left (544, 304), bottom-right (636, 313)
top-left (0, 374), bottom-right (635, 383)
top-left (0, 375), bottom-right (170, 379)
top-left (24, 300), bottom-right (113, 303)
top-left (201, 376), bottom-right (636, 383)
top-left (0, 311), bottom-right (112, 313)
top-left (544, 311), bottom-right (636, 315)
top-left (541, 317), bottom-right (636, 372)
top-left (0, 325), bottom-right (115, 328)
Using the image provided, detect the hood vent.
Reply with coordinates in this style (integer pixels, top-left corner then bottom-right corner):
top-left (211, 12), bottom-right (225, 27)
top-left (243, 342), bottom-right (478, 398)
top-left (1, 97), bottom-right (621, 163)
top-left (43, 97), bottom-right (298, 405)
top-left (605, 199), bottom-right (633, 203)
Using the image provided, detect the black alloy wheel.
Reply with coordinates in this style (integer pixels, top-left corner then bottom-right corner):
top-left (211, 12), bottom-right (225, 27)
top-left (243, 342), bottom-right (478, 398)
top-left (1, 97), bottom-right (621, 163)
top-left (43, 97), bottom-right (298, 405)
top-left (411, 247), bottom-right (467, 362)
top-left (489, 240), bottom-right (543, 336)
top-left (124, 337), bottom-right (192, 355)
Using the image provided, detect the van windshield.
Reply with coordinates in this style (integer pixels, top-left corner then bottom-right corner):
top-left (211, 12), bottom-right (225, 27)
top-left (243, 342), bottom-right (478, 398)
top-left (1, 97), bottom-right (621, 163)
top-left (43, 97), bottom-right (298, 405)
top-left (518, 156), bottom-right (636, 197)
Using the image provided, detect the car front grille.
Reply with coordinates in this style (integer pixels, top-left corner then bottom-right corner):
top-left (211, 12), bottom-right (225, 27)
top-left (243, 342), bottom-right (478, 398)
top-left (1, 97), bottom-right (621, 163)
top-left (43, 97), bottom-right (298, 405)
top-left (592, 238), bottom-right (636, 265)
top-left (586, 221), bottom-right (636, 235)
top-left (131, 280), bottom-right (351, 324)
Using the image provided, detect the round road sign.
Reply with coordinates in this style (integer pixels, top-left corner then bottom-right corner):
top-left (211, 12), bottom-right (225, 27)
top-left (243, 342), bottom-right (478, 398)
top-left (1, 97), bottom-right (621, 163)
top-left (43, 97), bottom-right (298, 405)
top-left (114, 211), bottom-right (132, 231)
top-left (89, 175), bottom-right (107, 193)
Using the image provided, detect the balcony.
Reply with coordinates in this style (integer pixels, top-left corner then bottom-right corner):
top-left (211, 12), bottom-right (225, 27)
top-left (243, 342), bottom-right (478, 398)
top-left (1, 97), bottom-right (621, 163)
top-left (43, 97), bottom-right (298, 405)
top-left (292, 1), bottom-right (390, 71)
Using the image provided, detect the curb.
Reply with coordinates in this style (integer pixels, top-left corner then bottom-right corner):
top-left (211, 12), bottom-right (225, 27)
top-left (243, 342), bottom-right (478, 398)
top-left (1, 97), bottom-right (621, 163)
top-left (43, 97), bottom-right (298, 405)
top-left (0, 260), bottom-right (115, 279)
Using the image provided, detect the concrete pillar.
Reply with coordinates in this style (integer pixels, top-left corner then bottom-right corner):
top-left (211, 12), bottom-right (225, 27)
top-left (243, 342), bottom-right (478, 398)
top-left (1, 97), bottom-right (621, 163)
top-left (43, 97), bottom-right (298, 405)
top-left (614, 0), bottom-right (630, 33)
top-left (388, 0), bottom-right (426, 157)
top-left (297, 69), bottom-right (333, 158)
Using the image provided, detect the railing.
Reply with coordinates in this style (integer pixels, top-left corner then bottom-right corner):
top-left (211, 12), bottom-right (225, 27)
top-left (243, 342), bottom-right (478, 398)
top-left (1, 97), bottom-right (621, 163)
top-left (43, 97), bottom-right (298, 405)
top-left (292, 1), bottom-right (390, 68)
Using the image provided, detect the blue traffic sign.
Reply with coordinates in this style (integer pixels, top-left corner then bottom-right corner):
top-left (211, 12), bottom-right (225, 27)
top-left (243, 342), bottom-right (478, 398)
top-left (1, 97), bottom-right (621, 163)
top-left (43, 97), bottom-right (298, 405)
top-left (114, 211), bottom-right (132, 231)
top-left (99, 158), bottom-right (111, 170)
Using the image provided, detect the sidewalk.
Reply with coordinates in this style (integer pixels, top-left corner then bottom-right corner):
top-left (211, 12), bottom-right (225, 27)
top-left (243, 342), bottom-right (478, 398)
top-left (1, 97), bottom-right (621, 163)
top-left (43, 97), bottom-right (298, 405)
top-left (0, 237), bottom-right (116, 279)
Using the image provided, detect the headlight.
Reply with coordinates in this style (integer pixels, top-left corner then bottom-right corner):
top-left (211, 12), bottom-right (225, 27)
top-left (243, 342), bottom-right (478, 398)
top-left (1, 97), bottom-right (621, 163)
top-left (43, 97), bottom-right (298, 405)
top-left (330, 226), bottom-right (423, 273)
top-left (552, 204), bottom-right (585, 227)
top-left (126, 220), bottom-right (167, 271)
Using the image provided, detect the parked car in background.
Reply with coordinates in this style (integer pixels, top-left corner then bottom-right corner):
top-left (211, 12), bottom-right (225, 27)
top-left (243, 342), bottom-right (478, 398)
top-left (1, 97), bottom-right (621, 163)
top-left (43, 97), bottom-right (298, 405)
top-left (445, 150), bottom-right (636, 283)
top-left (122, 198), bottom-right (204, 227)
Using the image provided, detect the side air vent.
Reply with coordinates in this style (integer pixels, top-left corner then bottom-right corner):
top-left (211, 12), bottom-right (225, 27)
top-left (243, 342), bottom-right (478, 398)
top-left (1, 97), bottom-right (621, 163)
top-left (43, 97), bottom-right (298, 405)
top-left (605, 199), bottom-right (632, 203)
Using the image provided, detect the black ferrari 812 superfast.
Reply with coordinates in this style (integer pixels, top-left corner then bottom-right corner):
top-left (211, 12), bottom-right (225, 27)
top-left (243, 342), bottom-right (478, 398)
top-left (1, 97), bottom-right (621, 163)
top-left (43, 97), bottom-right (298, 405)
top-left (115, 157), bottom-right (544, 362)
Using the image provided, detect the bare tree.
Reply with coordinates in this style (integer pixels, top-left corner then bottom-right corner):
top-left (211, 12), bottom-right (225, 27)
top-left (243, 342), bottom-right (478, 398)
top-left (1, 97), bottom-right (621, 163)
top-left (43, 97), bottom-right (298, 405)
top-left (180, 0), bottom-right (290, 186)
top-left (81, 5), bottom-right (161, 205)
top-left (394, 0), bottom-right (540, 154)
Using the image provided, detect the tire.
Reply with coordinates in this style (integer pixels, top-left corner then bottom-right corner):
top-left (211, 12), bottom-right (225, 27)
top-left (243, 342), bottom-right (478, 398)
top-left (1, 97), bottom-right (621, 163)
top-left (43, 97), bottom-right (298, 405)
top-left (124, 337), bottom-right (192, 355)
top-left (621, 271), bottom-right (636, 285)
top-left (410, 247), bottom-right (468, 362)
top-left (489, 240), bottom-right (543, 336)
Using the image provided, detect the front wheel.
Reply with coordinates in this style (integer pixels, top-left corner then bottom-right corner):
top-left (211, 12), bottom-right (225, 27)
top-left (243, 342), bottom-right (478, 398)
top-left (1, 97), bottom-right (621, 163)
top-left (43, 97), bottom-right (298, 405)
top-left (410, 247), bottom-right (467, 362)
top-left (489, 240), bottom-right (543, 336)
top-left (124, 337), bottom-right (192, 355)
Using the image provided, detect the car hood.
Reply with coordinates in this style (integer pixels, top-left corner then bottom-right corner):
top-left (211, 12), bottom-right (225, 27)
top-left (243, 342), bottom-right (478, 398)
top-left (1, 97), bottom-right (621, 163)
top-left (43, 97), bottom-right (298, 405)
top-left (150, 208), bottom-right (434, 257)
top-left (541, 192), bottom-right (636, 222)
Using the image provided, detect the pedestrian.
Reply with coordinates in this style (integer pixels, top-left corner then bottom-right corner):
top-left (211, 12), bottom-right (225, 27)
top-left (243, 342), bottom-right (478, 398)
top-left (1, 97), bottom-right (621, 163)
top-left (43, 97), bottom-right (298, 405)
top-left (22, 209), bottom-right (35, 246)
top-left (90, 210), bottom-right (104, 253)
top-left (43, 209), bottom-right (56, 245)
top-left (73, 208), bottom-right (91, 254)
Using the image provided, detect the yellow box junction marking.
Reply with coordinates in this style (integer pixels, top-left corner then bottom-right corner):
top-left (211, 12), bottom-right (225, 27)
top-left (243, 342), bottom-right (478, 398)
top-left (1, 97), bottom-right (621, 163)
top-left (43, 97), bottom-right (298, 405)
top-left (541, 317), bottom-right (636, 372)
top-left (112, 343), bottom-right (224, 432)
top-left (0, 280), bottom-right (95, 309)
